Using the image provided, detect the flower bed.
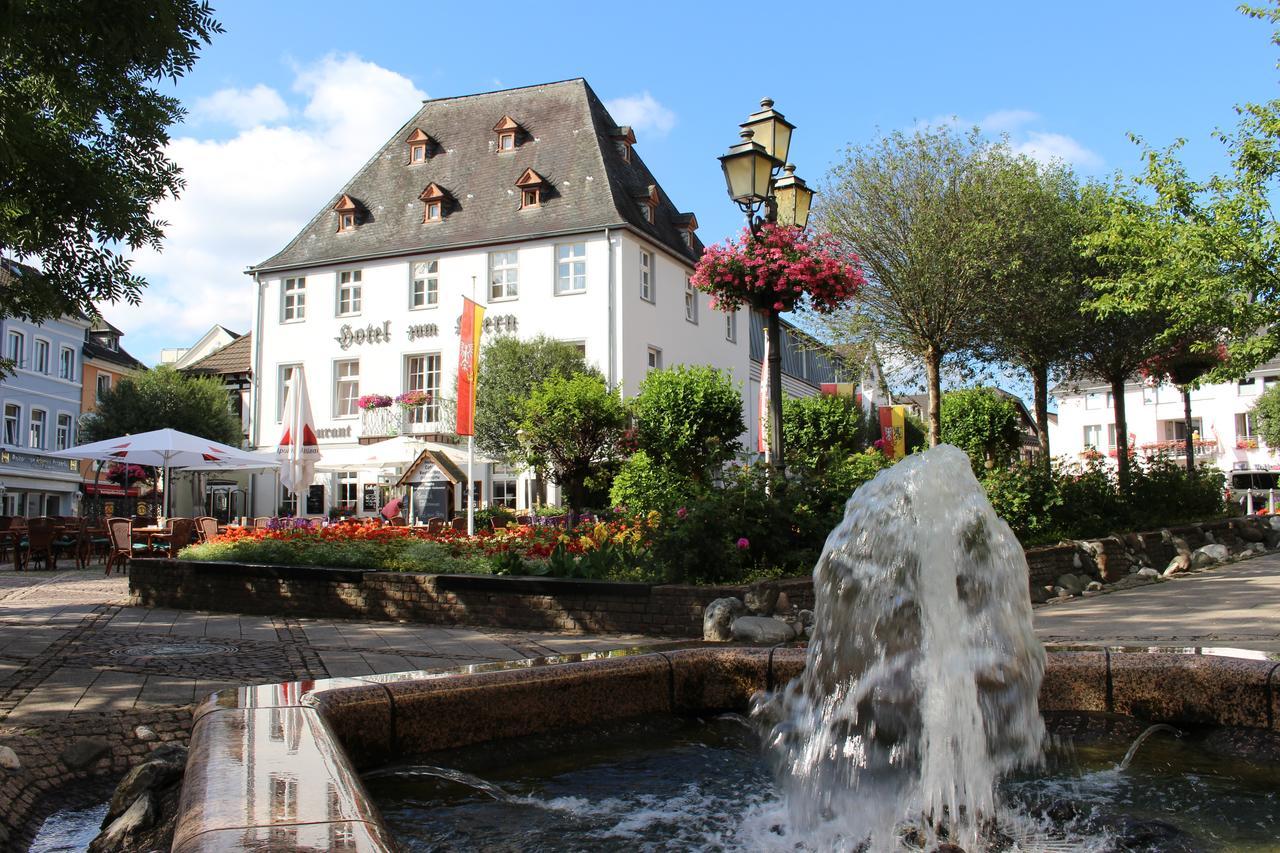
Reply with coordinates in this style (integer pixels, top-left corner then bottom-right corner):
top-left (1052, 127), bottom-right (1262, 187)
top-left (179, 516), bottom-right (661, 581)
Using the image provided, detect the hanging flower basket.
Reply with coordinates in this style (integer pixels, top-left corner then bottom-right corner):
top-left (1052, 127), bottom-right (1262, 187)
top-left (690, 223), bottom-right (863, 315)
top-left (395, 390), bottom-right (432, 408)
top-left (357, 394), bottom-right (393, 411)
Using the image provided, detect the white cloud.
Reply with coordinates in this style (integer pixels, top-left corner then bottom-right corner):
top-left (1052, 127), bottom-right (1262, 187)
top-left (605, 91), bottom-right (676, 137)
top-left (113, 54), bottom-right (426, 363)
top-left (979, 109), bottom-right (1038, 133)
top-left (193, 84), bottom-right (290, 128)
top-left (1012, 131), bottom-right (1103, 169)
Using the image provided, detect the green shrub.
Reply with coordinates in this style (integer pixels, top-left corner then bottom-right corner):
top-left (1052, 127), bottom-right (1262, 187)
top-left (940, 388), bottom-right (1023, 472)
top-left (782, 394), bottom-right (868, 469)
top-left (629, 365), bottom-right (744, 480)
top-left (609, 451), bottom-right (701, 516)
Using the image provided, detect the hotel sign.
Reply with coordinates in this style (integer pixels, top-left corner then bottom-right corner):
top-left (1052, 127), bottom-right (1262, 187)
top-left (335, 321), bottom-right (393, 350)
top-left (0, 450), bottom-right (78, 473)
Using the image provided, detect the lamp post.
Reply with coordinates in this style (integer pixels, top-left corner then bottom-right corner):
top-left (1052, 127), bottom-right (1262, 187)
top-left (717, 98), bottom-right (815, 475)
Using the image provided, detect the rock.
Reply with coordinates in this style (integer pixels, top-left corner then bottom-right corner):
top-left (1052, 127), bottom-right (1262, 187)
top-left (61, 739), bottom-right (110, 770)
top-left (1270, 516), bottom-right (1280, 531)
top-left (103, 756), bottom-right (185, 827)
top-left (1137, 567), bottom-right (1160, 578)
top-left (1251, 542), bottom-right (1267, 554)
top-left (134, 726), bottom-right (157, 743)
top-left (1055, 573), bottom-right (1086, 595)
top-left (770, 614), bottom-right (800, 637)
top-left (742, 584), bottom-right (778, 615)
top-left (1053, 586), bottom-right (1072, 599)
top-left (1097, 815), bottom-right (1201, 853)
top-left (731, 615), bottom-right (795, 643)
top-left (1191, 543), bottom-right (1230, 568)
top-left (1029, 585), bottom-right (1051, 604)
top-left (0, 746), bottom-right (19, 771)
top-left (702, 597), bottom-right (746, 642)
top-left (1164, 553), bottom-right (1191, 575)
top-left (1085, 581), bottom-right (1103, 592)
top-left (89, 792), bottom-right (155, 853)
top-left (797, 609), bottom-right (814, 626)
top-left (1238, 522), bottom-right (1267, 543)
top-left (1170, 536), bottom-right (1192, 557)
top-left (774, 591), bottom-right (791, 614)
top-left (1071, 553), bottom-right (1083, 569)
top-left (1122, 532), bottom-right (1145, 552)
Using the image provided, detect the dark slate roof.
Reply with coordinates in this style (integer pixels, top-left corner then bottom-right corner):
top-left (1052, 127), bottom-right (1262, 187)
top-left (253, 78), bottom-right (700, 273)
top-left (181, 333), bottom-right (252, 376)
top-left (82, 335), bottom-right (146, 371)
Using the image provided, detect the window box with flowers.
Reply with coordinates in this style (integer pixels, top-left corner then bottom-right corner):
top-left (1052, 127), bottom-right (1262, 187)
top-left (1238, 437), bottom-right (1260, 450)
top-left (358, 395), bottom-right (401, 438)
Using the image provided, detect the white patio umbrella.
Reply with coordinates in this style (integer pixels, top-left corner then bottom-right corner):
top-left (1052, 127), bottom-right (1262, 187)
top-left (277, 367), bottom-right (321, 499)
top-left (50, 428), bottom-right (268, 518)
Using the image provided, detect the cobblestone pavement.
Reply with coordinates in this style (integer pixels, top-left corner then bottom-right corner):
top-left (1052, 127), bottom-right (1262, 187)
top-left (0, 567), bottom-right (659, 849)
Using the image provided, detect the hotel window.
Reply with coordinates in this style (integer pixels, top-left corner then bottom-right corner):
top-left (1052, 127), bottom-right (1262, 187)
top-left (1238, 376), bottom-right (1259, 396)
top-left (424, 200), bottom-right (442, 221)
top-left (282, 277), bottom-right (306, 322)
top-left (7, 331), bottom-right (23, 367)
top-left (639, 201), bottom-right (654, 223)
top-left (276, 364), bottom-right (300, 420)
top-left (555, 243), bottom-right (587, 294)
top-left (404, 353), bottom-right (441, 423)
top-left (411, 143), bottom-right (426, 163)
top-left (492, 478), bottom-right (517, 509)
top-left (411, 261), bottom-right (439, 308)
top-left (521, 187), bottom-right (541, 208)
top-left (337, 270), bottom-right (362, 316)
top-left (55, 413), bottom-right (72, 450)
top-left (1106, 424), bottom-right (1118, 450)
top-left (639, 251), bottom-right (653, 302)
top-left (498, 131), bottom-right (516, 151)
top-left (1237, 412), bottom-right (1259, 439)
top-left (725, 309), bottom-right (737, 343)
top-left (681, 229), bottom-right (693, 248)
top-left (59, 347), bottom-right (74, 380)
top-left (684, 277), bottom-right (698, 324)
top-left (489, 251), bottom-right (518, 301)
top-left (647, 346), bottom-right (662, 371)
top-left (333, 359), bottom-right (360, 418)
top-left (3, 404), bottom-right (19, 446)
top-left (33, 339), bottom-right (49, 373)
top-left (28, 408), bottom-right (46, 449)
top-left (339, 212), bottom-right (355, 231)
top-left (1082, 424), bottom-right (1102, 450)
top-left (1084, 392), bottom-right (1103, 410)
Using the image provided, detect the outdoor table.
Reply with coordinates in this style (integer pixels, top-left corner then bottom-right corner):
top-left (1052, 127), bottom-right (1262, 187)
top-left (131, 526), bottom-right (168, 552)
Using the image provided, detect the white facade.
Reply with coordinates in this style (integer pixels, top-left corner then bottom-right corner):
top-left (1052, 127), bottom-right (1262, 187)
top-left (248, 229), bottom-right (749, 516)
top-left (1049, 359), bottom-right (1280, 473)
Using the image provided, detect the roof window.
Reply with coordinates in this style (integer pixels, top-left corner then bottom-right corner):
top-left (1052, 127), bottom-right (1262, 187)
top-left (406, 128), bottom-right (434, 164)
top-left (493, 115), bottom-right (523, 152)
top-left (515, 168), bottom-right (548, 209)
top-left (333, 194), bottom-right (361, 232)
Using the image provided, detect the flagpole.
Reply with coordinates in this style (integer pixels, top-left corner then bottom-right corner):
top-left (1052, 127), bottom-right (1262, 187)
top-left (467, 275), bottom-right (477, 537)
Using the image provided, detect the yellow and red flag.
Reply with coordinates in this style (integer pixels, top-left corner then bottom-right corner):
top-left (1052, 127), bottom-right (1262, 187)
top-left (878, 405), bottom-right (907, 459)
top-left (455, 297), bottom-right (485, 436)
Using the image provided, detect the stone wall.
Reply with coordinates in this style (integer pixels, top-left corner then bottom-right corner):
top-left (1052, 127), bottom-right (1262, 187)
top-left (128, 518), bottom-right (1244, 638)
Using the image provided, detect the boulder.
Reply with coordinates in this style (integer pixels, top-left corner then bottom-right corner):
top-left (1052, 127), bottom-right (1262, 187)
top-left (1170, 536), bottom-right (1192, 557)
top-left (1085, 581), bottom-right (1103, 592)
top-left (89, 793), bottom-right (155, 853)
top-left (731, 615), bottom-right (796, 644)
top-left (1137, 567), bottom-right (1160, 579)
top-left (0, 746), bottom-right (19, 771)
top-left (1029, 585), bottom-right (1051, 604)
top-left (1237, 521), bottom-right (1267, 543)
top-left (742, 584), bottom-right (778, 615)
top-left (1164, 553), bottom-right (1191, 575)
top-left (103, 755), bottom-right (185, 827)
top-left (702, 597), bottom-right (746, 642)
top-left (61, 739), bottom-right (110, 770)
top-left (797, 609), bottom-right (814, 627)
top-left (1270, 516), bottom-right (1280, 531)
top-left (1055, 573), bottom-right (1087, 595)
top-left (1252, 542), bottom-right (1267, 554)
top-left (774, 591), bottom-right (792, 615)
top-left (1191, 543), bottom-right (1230, 568)
top-left (134, 726), bottom-right (157, 743)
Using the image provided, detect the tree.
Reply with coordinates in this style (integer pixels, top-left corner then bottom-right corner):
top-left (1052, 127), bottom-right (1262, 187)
top-left (939, 388), bottom-right (1023, 473)
top-left (519, 373), bottom-right (627, 513)
top-left (474, 335), bottom-right (591, 462)
top-left (818, 125), bottom-right (1003, 447)
top-left (782, 393), bottom-right (867, 470)
top-left (630, 365), bottom-right (744, 481)
top-left (0, 2), bottom-right (223, 332)
top-left (692, 222), bottom-right (862, 473)
top-left (976, 153), bottom-right (1091, 461)
top-left (80, 366), bottom-right (242, 446)
top-left (1250, 382), bottom-right (1280, 449)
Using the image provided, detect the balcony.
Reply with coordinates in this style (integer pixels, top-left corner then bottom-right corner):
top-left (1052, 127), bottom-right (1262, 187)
top-left (359, 404), bottom-right (452, 441)
top-left (1138, 439), bottom-right (1218, 458)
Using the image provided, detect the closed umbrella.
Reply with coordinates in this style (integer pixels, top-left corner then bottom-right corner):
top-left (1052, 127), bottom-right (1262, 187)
top-left (277, 367), bottom-right (320, 500)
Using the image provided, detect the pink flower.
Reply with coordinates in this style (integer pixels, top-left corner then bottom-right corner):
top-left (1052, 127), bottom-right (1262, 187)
top-left (736, 537), bottom-right (750, 550)
top-left (676, 507), bottom-right (688, 519)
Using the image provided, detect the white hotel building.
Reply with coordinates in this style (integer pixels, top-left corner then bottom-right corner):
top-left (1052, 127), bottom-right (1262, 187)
top-left (1049, 357), bottom-right (1280, 475)
top-left (246, 79), bottom-right (852, 518)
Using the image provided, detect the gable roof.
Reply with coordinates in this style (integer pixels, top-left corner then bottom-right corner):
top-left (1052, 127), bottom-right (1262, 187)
top-left (253, 78), bottom-right (700, 273)
top-left (181, 333), bottom-right (252, 376)
top-left (82, 335), bottom-right (146, 372)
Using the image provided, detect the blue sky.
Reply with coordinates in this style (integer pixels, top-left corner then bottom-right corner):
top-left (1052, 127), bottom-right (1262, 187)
top-left (113, 0), bottom-right (1278, 371)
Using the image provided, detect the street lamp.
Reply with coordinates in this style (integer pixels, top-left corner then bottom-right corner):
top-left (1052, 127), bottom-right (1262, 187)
top-left (717, 98), bottom-right (816, 476)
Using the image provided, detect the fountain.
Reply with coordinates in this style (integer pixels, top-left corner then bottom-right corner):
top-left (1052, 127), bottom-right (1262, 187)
top-left (72, 446), bottom-right (1278, 852)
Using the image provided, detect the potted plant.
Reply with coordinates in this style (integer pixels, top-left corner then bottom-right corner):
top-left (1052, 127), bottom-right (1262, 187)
top-left (357, 394), bottom-right (393, 411)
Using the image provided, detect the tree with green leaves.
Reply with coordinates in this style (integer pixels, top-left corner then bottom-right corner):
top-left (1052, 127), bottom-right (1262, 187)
top-left (1250, 381), bottom-right (1280, 449)
top-left (520, 373), bottom-right (627, 513)
top-left (79, 366), bottom-right (242, 446)
top-left (629, 365), bottom-right (743, 481)
top-left (782, 393), bottom-right (867, 470)
top-left (474, 336), bottom-right (591, 463)
top-left (0, 1), bottom-right (223, 338)
top-left (819, 125), bottom-right (1004, 447)
top-left (939, 388), bottom-right (1023, 473)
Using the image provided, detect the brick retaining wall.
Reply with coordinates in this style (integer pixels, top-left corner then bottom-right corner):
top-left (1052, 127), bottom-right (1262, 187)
top-left (128, 518), bottom-right (1242, 637)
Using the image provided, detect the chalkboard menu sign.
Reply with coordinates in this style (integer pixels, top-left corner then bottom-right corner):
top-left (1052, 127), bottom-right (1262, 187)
top-left (362, 485), bottom-right (381, 513)
top-left (306, 485), bottom-right (324, 515)
top-left (412, 482), bottom-right (450, 522)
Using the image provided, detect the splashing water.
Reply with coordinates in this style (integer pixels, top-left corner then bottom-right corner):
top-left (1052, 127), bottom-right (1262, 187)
top-left (758, 445), bottom-right (1047, 850)
top-left (1117, 724), bottom-right (1182, 771)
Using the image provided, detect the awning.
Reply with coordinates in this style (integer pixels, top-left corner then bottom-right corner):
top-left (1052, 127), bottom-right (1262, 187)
top-left (82, 483), bottom-right (144, 497)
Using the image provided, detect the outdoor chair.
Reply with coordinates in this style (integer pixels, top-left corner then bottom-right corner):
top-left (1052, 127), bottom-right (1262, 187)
top-left (450, 517), bottom-right (467, 533)
top-left (0, 517), bottom-right (9, 563)
top-left (105, 518), bottom-right (140, 575)
top-left (490, 516), bottom-right (511, 530)
top-left (19, 517), bottom-right (58, 571)
top-left (387, 515), bottom-right (406, 526)
top-left (195, 516), bottom-right (219, 543)
top-left (148, 518), bottom-right (196, 557)
top-left (252, 516), bottom-right (272, 529)
top-left (426, 517), bottom-right (445, 534)
top-left (514, 514), bottom-right (532, 526)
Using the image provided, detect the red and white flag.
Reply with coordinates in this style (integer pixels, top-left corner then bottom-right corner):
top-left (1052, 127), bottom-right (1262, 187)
top-left (455, 297), bottom-right (485, 436)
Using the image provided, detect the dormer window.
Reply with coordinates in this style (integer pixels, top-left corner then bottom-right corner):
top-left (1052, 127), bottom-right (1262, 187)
top-left (418, 183), bottom-right (452, 223)
top-left (635, 184), bottom-right (659, 224)
top-left (493, 115), bottom-right (523, 152)
top-left (406, 128), bottom-right (433, 164)
top-left (515, 168), bottom-right (548, 210)
top-left (610, 125), bottom-right (636, 164)
top-left (673, 213), bottom-right (699, 249)
top-left (333, 194), bottom-right (361, 232)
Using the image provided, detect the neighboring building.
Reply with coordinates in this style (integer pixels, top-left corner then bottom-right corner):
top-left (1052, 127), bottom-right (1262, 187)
top-left (0, 259), bottom-right (88, 516)
top-left (178, 333), bottom-right (254, 521)
top-left (78, 318), bottom-right (148, 516)
top-left (1049, 359), bottom-right (1280, 474)
top-left (246, 79), bottom-right (851, 517)
top-left (160, 324), bottom-right (240, 370)
top-left (902, 388), bottom-right (1041, 462)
